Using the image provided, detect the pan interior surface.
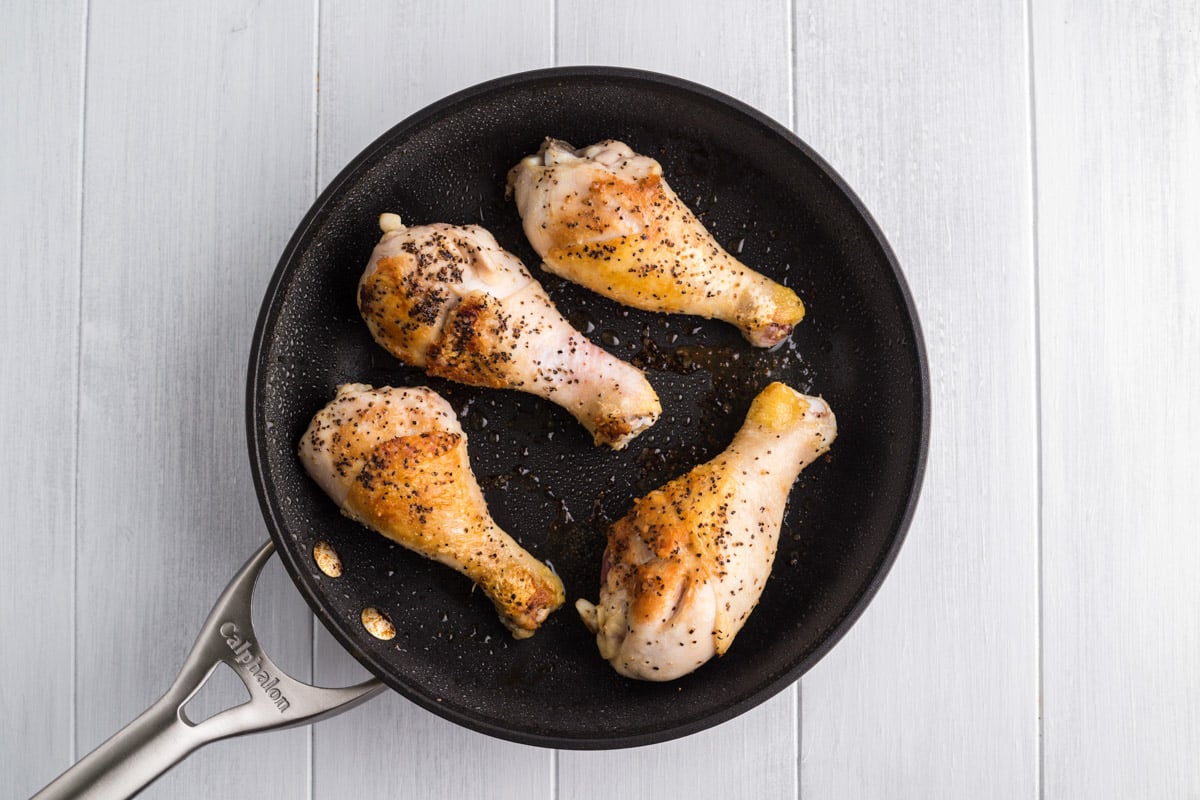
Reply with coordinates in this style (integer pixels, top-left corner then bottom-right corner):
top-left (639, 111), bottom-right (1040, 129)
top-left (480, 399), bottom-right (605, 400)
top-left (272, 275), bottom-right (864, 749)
top-left (249, 68), bottom-right (927, 749)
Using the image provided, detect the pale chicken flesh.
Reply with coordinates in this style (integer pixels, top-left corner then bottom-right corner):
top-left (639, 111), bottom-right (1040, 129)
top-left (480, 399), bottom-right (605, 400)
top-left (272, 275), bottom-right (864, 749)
top-left (298, 383), bottom-right (565, 639)
top-left (575, 382), bottom-right (836, 679)
top-left (507, 139), bottom-right (806, 347)
top-left (358, 216), bottom-right (660, 449)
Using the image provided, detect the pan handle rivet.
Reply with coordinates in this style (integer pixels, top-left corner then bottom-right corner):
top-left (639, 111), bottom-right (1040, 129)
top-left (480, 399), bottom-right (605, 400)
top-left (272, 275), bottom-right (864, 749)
top-left (313, 540), bottom-right (343, 577)
top-left (361, 607), bottom-right (397, 640)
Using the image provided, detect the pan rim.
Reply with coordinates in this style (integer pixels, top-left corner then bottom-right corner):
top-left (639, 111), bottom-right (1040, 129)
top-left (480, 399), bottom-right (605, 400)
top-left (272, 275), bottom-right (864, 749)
top-left (246, 65), bottom-right (930, 750)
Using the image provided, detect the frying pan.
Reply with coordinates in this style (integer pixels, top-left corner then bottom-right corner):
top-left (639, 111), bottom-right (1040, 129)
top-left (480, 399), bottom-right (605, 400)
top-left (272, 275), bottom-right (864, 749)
top-left (35, 67), bottom-right (928, 798)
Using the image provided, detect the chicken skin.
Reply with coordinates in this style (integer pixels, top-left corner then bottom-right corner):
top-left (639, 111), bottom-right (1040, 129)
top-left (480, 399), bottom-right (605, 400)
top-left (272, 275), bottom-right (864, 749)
top-left (357, 216), bottom-right (660, 449)
top-left (507, 139), bottom-right (806, 347)
top-left (299, 383), bottom-right (565, 639)
top-left (576, 382), bottom-right (836, 679)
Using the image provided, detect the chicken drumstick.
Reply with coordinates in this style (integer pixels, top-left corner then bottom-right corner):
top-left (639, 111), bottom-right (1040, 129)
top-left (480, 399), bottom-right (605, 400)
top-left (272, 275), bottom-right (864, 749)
top-left (508, 138), bottom-right (806, 347)
top-left (299, 383), bottom-right (565, 639)
top-left (576, 382), bottom-right (836, 678)
top-left (358, 216), bottom-right (660, 449)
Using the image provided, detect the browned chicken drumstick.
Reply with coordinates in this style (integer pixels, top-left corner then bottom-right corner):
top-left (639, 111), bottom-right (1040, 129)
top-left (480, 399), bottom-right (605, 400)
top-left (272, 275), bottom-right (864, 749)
top-left (508, 138), bottom-right (806, 347)
top-left (357, 215), bottom-right (661, 449)
top-left (299, 383), bottom-right (565, 638)
top-left (576, 382), bottom-right (836, 679)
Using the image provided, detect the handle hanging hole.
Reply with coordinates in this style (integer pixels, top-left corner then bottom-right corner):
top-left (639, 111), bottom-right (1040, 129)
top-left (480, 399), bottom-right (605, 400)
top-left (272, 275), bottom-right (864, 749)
top-left (180, 662), bottom-right (251, 726)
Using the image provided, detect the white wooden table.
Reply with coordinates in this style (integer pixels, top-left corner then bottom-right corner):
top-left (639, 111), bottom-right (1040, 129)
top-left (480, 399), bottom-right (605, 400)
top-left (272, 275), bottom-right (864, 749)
top-left (4, 1), bottom-right (1198, 797)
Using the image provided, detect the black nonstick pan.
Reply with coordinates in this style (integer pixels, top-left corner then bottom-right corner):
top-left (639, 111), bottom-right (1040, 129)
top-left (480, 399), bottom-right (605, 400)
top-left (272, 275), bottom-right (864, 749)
top-left (35, 67), bottom-right (927, 797)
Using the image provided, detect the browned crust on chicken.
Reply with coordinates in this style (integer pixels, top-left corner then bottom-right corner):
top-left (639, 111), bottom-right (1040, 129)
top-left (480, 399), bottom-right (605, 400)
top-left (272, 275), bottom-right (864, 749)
top-left (538, 173), bottom-right (666, 246)
top-left (343, 429), bottom-right (564, 637)
top-left (424, 292), bottom-right (516, 389)
top-left (358, 254), bottom-right (451, 367)
top-left (604, 463), bottom-right (735, 650)
top-left (591, 413), bottom-right (637, 445)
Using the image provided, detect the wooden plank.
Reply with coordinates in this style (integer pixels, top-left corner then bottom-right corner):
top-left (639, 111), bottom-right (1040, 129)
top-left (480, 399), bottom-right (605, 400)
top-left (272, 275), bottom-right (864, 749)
top-left (311, 3), bottom-right (556, 798)
top-left (316, 0), bottom-right (558, 185)
top-left (1034, 2), bottom-right (1200, 797)
top-left (559, 694), bottom-right (797, 800)
top-left (793, 2), bottom-right (1040, 798)
top-left (73, 1), bottom-right (317, 796)
top-left (555, 2), bottom-right (798, 798)
top-left (315, 640), bottom-right (556, 800)
top-left (556, 0), bottom-right (792, 126)
top-left (0, 2), bottom-right (85, 796)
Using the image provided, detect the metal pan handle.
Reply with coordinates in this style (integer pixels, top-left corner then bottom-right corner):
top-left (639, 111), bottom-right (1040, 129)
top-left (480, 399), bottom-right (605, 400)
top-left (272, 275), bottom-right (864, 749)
top-left (32, 541), bottom-right (384, 800)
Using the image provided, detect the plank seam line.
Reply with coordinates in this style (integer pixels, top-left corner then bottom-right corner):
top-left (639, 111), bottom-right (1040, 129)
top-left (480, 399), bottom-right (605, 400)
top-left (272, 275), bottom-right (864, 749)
top-left (788, 0), bottom-right (797, 134)
top-left (309, 0), bottom-right (322, 796)
top-left (788, 3), bottom-right (799, 793)
top-left (552, 745), bottom-right (559, 800)
top-left (71, 0), bottom-right (93, 766)
top-left (551, 0), bottom-right (558, 67)
top-left (1023, 0), bottom-right (1046, 797)
top-left (312, 0), bottom-right (322, 199)
top-left (795, 682), bottom-right (802, 800)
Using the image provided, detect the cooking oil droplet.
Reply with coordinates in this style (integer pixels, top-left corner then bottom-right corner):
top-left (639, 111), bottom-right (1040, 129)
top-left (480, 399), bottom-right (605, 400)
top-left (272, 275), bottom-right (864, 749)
top-left (568, 310), bottom-right (596, 334)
